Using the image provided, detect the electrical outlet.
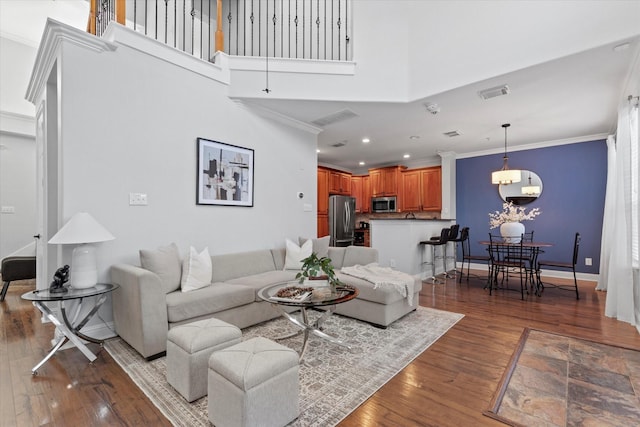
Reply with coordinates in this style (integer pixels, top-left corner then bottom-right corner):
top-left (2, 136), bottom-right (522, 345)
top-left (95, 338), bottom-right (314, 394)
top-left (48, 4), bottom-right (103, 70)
top-left (129, 192), bottom-right (148, 206)
top-left (585, 257), bottom-right (592, 266)
top-left (389, 259), bottom-right (396, 268)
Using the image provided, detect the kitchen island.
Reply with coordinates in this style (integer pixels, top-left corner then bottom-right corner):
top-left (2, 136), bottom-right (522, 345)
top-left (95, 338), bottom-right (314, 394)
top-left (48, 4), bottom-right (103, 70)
top-left (369, 218), bottom-right (456, 279)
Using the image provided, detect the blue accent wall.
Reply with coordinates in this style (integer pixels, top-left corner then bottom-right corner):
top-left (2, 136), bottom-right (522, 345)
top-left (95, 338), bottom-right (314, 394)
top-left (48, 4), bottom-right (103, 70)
top-left (456, 139), bottom-right (607, 274)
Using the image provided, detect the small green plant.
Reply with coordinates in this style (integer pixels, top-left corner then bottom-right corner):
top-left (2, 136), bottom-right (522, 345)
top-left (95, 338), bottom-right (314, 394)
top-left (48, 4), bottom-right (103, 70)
top-left (295, 252), bottom-right (343, 288)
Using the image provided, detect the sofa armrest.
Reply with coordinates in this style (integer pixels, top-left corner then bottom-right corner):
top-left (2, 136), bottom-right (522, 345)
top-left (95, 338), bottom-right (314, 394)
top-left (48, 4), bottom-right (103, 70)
top-left (111, 264), bottom-right (168, 359)
top-left (1, 256), bottom-right (36, 281)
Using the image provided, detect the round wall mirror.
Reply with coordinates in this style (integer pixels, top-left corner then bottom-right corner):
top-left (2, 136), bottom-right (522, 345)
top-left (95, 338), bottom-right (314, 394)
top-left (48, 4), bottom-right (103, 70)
top-left (498, 170), bottom-right (543, 205)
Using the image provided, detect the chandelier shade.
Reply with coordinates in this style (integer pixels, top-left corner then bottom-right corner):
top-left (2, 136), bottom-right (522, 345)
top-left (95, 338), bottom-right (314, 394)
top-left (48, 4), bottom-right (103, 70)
top-left (491, 123), bottom-right (521, 185)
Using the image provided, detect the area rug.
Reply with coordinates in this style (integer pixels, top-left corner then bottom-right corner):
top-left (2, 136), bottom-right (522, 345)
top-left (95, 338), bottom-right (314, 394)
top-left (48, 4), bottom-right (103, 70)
top-left (485, 328), bottom-right (640, 426)
top-left (104, 306), bottom-right (463, 426)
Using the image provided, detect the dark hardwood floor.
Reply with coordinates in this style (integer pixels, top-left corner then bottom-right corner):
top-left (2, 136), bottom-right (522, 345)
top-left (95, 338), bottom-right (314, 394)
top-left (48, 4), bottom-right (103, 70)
top-left (2, 273), bottom-right (639, 427)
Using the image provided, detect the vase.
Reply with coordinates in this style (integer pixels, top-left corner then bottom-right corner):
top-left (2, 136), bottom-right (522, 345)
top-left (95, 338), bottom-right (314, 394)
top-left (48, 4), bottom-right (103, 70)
top-left (500, 222), bottom-right (525, 243)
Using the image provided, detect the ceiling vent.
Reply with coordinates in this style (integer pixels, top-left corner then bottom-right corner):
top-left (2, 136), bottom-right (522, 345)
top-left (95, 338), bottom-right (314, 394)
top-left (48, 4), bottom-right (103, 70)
top-left (311, 109), bottom-right (358, 127)
top-left (331, 140), bottom-right (348, 148)
top-left (443, 130), bottom-right (462, 137)
top-left (478, 84), bottom-right (510, 100)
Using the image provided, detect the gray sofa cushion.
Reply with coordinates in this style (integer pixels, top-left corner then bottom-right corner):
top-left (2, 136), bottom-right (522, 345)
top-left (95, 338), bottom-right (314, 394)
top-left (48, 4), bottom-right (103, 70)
top-left (166, 283), bottom-right (255, 323)
top-left (226, 270), bottom-right (299, 301)
top-left (343, 246), bottom-right (379, 267)
top-left (327, 247), bottom-right (346, 268)
top-left (211, 250), bottom-right (277, 283)
top-left (140, 242), bottom-right (182, 294)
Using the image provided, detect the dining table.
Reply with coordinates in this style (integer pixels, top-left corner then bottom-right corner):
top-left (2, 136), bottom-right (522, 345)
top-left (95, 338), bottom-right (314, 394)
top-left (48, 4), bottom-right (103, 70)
top-left (478, 239), bottom-right (553, 297)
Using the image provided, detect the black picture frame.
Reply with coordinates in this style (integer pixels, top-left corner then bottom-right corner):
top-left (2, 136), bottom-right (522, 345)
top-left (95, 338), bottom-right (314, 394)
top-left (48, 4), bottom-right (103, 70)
top-left (196, 138), bottom-right (254, 206)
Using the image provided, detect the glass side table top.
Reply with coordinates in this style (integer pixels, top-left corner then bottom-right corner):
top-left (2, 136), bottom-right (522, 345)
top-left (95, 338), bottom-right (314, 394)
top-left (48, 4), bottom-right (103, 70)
top-left (22, 283), bottom-right (118, 301)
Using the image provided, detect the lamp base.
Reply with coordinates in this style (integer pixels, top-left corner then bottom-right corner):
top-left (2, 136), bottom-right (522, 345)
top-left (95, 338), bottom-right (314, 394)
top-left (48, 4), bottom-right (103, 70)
top-left (70, 244), bottom-right (98, 289)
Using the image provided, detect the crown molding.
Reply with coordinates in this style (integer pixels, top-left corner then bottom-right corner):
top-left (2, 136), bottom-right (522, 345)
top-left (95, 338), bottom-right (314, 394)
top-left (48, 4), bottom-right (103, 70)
top-left (0, 111), bottom-right (36, 136)
top-left (25, 19), bottom-right (117, 104)
top-left (233, 100), bottom-right (323, 135)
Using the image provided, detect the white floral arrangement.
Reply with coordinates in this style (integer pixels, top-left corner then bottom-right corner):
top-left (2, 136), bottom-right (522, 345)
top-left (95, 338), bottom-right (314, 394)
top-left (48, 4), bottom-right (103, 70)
top-left (489, 202), bottom-right (541, 229)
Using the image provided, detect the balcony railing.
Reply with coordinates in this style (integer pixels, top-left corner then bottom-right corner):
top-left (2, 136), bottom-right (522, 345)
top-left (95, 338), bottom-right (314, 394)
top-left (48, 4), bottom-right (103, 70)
top-left (88, 0), bottom-right (351, 62)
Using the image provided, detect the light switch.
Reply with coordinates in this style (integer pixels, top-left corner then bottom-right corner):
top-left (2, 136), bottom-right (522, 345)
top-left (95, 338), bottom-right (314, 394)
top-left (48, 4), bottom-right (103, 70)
top-left (1, 206), bottom-right (15, 214)
top-left (303, 203), bottom-right (313, 212)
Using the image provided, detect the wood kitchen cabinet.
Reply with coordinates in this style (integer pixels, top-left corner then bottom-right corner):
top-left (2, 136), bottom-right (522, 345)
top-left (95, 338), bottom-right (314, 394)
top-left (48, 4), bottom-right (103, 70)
top-left (351, 175), bottom-right (371, 213)
top-left (401, 166), bottom-right (442, 212)
top-left (317, 167), bottom-right (329, 215)
top-left (328, 170), bottom-right (352, 195)
top-left (362, 175), bottom-right (370, 212)
top-left (317, 214), bottom-right (329, 237)
top-left (369, 166), bottom-right (405, 197)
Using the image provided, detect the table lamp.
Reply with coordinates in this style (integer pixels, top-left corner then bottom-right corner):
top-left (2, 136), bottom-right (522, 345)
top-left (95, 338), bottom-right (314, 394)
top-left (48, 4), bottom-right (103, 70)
top-left (48, 212), bottom-right (115, 289)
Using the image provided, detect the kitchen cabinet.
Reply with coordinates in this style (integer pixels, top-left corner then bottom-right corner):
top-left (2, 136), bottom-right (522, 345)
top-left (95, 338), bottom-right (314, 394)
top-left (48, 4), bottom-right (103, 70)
top-left (317, 168), bottom-right (329, 215)
top-left (328, 170), bottom-right (351, 195)
top-left (369, 166), bottom-right (405, 197)
top-left (362, 175), bottom-right (370, 213)
top-left (351, 176), bottom-right (369, 213)
top-left (401, 166), bottom-right (442, 212)
top-left (317, 214), bottom-right (329, 237)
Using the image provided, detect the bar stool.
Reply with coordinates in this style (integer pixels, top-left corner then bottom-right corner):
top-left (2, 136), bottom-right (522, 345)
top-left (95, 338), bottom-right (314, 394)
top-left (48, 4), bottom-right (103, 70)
top-left (446, 224), bottom-right (460, 278)
top-left (419, 227), bottom-right (450, 283)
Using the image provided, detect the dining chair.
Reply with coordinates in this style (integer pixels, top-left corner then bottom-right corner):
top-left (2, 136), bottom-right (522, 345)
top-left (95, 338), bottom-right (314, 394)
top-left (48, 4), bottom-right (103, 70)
top-left (487, 233), bottom-right (528, 299)
top-left (536, 232), bottom-right (581, 300)
top-left (458, 227), bottom-right (490, 283)
top-left (420, 227), bottom-right (450, 283)
top-left (446, 224), bottom-right (460, 277)
top-left (505, 229), bottom-right (536, 284)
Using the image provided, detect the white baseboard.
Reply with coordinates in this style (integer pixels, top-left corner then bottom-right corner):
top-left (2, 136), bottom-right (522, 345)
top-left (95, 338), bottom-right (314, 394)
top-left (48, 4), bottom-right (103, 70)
top-left (461, 262), bottom-right (598, 282)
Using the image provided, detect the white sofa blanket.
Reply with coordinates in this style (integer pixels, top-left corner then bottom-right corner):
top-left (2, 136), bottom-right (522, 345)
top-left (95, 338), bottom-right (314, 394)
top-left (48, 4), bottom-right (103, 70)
top-left (341, 263), bottom-right (415, 305)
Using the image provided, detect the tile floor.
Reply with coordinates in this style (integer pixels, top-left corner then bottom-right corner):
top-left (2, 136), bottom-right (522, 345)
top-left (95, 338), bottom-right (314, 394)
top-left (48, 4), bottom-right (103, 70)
top-left (496, 329), bottom-right (640, 426)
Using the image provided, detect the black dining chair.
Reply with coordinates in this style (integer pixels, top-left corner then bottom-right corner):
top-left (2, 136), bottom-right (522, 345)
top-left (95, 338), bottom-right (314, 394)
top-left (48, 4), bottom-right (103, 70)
top-left (458, 227), bottom-right (490, 283)
top-left (487, 233), bottom-right (528, 299)
top-left (536, 232), bottom-right (581, 300)
top-left (446, 224), bottom-right (460, 277)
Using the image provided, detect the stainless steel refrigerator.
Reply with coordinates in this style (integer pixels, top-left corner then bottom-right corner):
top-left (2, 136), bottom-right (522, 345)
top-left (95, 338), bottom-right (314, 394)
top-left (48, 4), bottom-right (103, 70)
top-left (329, 195), bottom-right (356, 247)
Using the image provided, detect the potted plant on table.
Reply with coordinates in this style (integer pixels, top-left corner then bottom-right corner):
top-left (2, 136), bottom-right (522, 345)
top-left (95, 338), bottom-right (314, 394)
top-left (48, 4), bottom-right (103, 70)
top-left (489, 202), bottom-right (541, 243)
top-left (296, 252), bottom-right (343, 292)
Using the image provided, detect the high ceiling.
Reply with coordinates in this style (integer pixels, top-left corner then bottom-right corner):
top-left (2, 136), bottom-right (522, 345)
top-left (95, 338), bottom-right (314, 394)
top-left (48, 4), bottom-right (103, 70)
top-left (2, 1), bottom-right (639, 173)
top-left (247, 35), bottom-right (639, 172)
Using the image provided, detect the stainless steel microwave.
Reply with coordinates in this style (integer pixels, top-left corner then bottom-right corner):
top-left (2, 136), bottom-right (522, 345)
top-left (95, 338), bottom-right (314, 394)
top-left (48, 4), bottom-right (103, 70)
top-left (371, 196), bottom-right (397, 213)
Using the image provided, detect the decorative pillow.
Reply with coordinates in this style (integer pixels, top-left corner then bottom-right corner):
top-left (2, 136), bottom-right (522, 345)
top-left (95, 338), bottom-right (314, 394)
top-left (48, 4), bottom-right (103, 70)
top-left (181, 246), bottom-right (212, 292)
top-left (298, 236), bottom-right (330, 259)
top-left (139, 242), bottom-right (182, 294)
top-left (283, 238), bottom-right (313, 270)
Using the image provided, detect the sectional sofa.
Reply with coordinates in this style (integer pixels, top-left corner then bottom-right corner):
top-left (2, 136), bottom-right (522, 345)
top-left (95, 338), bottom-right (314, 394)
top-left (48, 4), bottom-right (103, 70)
top-left (111, 244), bottom-right (422, 360)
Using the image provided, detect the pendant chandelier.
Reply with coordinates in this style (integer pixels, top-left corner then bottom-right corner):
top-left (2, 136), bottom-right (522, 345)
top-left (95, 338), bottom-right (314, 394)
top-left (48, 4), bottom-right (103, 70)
top-left (491, 123), bottom-right (521, 185)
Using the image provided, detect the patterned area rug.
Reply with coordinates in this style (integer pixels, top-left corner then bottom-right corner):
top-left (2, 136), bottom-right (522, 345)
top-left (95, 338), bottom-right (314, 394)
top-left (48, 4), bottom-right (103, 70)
top-left (485, 328), bottom-right (640, 426)
top-left (105, 306), bottom-right (463, 426)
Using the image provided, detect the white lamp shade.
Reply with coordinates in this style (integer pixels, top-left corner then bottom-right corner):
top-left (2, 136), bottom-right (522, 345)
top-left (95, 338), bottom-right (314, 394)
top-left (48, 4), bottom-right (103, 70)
top-left (48, 212), bottom-right (115, 244)
top-left (48, 212), bottom-right (114, 289)
top-left (491, 169), bottom-right (522, 185)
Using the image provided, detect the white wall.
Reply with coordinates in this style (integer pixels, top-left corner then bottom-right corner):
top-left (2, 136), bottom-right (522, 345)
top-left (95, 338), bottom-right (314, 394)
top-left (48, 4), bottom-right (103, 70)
top-left (0, 37), bottom-right (36, 117)
top-left (50, 28), bottom-right (318, 269)
top-left (0, 132), bottom-right (36, 258)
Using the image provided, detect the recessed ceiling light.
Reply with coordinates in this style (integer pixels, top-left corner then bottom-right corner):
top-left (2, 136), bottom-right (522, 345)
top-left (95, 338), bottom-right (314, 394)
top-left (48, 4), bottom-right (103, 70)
top-left (362, 138), bottom-right (370, 143)
top-left (316, 149), bottom-right (320, 153)
top-left (403, 154), bottom-right (410, 159)
top-left (359, 161), bottom-right (365, 166)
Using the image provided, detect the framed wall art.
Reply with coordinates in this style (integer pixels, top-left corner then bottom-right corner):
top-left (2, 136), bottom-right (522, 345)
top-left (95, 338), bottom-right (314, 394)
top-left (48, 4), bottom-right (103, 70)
top-left (197, 138), bottom-right (254, 206)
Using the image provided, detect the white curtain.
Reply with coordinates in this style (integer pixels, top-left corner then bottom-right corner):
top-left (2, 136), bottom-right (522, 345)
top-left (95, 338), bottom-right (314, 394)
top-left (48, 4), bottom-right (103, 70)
top-left (598, 99), bottom-right (639, 327)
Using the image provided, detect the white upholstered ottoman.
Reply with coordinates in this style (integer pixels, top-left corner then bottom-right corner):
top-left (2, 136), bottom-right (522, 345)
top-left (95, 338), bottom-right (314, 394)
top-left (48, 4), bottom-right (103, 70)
top-left (208, 337), bottom-right (299, 427)
top-left (166, 318), bottom-right (242, 402)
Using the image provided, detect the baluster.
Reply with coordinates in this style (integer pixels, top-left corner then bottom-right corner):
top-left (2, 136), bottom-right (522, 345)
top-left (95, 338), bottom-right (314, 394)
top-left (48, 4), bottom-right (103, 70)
top-left (337, 0), bottom-right (341, 60)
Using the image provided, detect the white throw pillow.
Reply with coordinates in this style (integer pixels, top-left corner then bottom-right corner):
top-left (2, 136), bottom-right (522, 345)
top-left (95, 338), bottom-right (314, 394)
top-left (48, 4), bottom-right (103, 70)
top-left (181, 246), bottom-right (212, 292)
top-left (298, 236), bottom-right (330, 259)
top-left (283, 238), bottom-right (313, 270)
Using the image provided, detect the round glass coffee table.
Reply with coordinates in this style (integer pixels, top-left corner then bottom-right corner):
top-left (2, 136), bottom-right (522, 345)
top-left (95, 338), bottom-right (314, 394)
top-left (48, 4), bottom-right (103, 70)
top-left (258, 282), bottom-right (358, 360)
